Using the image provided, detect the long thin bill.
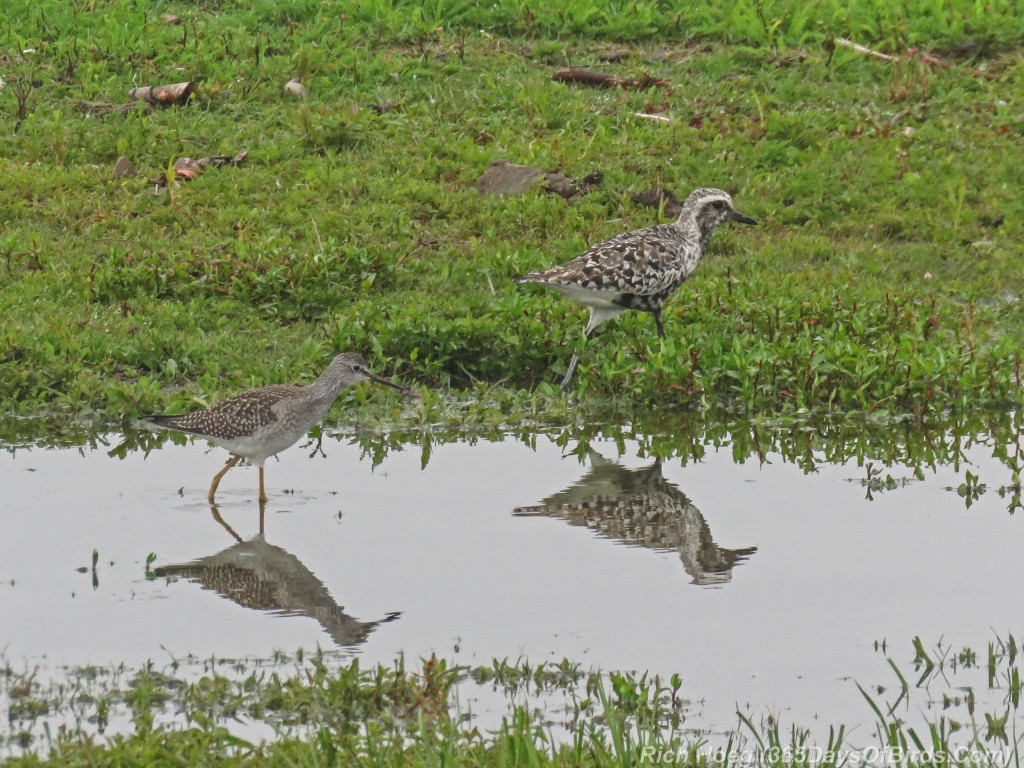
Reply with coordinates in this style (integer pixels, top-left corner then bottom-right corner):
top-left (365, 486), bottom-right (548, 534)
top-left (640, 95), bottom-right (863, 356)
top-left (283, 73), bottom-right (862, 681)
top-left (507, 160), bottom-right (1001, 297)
top-left (367, 371), bottom-right (417, 396)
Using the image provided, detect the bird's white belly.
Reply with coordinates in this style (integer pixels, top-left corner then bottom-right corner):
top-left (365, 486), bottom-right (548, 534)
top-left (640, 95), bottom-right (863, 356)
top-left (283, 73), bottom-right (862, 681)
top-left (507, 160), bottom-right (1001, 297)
top-left (549, 283), bottom-right (625, 308)
top-left (211, 422), bottom-right (311, 466)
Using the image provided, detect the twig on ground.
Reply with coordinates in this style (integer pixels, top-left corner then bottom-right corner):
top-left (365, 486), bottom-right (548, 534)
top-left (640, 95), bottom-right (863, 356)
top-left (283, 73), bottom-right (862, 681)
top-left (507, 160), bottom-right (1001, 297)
top-left (552, 68), bottom-right (669, 90)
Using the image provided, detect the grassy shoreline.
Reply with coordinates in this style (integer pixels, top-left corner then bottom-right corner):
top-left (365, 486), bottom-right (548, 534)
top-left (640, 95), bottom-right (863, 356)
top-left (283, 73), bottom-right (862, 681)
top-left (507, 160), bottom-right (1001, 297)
top-left (2, 1), bottom-right (1023, 419)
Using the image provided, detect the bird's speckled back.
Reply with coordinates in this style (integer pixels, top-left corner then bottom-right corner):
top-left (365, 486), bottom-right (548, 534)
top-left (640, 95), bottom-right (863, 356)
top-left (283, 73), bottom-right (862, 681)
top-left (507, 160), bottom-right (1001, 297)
top-left (515, 187), bottom-right (743, 300)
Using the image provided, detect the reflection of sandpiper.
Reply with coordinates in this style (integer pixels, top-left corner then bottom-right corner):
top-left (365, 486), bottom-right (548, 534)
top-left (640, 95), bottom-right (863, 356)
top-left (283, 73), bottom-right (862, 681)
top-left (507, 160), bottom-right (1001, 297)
top-left (154, 505), bottom-right (399, 647)
top-left (514, 450), bottom-right (757, 585)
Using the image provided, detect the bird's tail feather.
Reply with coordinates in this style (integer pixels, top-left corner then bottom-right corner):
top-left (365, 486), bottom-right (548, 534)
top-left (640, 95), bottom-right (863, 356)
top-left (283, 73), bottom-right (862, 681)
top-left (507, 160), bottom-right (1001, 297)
top-left (146, 414), bottom-right (187, 431)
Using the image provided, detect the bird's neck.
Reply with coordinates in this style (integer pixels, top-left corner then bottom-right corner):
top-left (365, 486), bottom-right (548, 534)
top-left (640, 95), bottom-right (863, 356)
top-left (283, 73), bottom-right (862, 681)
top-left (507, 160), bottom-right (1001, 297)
top-left (306, 366), bottom-right (347, 404)
top-left (298, 378), bottom-right (346, 427)
top-left (675, 210), bottom-right (715, 252)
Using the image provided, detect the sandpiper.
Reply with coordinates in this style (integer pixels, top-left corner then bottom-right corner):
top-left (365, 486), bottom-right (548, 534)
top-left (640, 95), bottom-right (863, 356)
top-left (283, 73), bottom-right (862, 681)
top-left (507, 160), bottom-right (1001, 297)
top-left (514, 187), bottom-right (756, 390)
top-left (147, 352), bottom-right (406, 502)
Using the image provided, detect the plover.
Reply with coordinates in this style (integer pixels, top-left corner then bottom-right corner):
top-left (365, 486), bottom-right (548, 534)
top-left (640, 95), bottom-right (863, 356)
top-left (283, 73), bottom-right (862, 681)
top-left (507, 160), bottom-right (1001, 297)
top-left (514, 187), bottom-right (756, 390)
top-left (147, 353), bottom-right (408, 502)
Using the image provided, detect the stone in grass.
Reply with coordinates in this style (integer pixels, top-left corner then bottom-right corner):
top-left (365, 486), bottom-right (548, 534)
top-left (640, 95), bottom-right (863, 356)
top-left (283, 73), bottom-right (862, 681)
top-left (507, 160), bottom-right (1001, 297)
top-left (129, 81), bottom-right (196, 107)
top-left (474, 159), bottom-right (602, 199)
top-left (283, 79), bottom-right (307, 98)
top-left (112, 156), bottom-right (136, 179)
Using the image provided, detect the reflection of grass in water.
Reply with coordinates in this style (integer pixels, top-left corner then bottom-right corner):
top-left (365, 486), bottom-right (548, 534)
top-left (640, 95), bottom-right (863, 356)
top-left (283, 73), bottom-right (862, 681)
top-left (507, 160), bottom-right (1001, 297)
top-left (2, 637), bottom-right (1021, 765)
top-left (852, 461), bottom-right (922, 500)
top-left (2, 407), bottom-right (1023, 513)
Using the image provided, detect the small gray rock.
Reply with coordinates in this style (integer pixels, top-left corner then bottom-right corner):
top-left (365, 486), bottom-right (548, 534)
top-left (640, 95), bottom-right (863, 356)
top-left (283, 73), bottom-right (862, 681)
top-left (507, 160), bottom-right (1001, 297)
top-left (473, 160), bottom-right (543, 196)
top-left (112, 156), bottom-right (136, 179)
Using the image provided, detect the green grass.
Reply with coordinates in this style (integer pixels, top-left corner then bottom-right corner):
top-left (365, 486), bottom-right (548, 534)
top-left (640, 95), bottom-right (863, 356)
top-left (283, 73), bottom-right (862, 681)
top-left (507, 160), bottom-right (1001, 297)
top-left (2, 0), bottom-right (1024, 422)
top-left (3, 637), bottom-right (1021, 767)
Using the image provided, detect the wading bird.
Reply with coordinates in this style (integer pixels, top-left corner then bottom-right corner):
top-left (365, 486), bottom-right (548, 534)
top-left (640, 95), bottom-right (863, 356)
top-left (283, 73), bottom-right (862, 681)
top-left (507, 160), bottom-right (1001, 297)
top-left (148, 353), bottom-right (407, 502)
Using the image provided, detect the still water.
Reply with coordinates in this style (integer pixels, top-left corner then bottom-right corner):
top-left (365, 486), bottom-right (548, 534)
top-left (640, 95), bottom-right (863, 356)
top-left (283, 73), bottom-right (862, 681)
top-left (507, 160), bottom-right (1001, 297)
top-left (1, 415), bottom-right (1022, 747)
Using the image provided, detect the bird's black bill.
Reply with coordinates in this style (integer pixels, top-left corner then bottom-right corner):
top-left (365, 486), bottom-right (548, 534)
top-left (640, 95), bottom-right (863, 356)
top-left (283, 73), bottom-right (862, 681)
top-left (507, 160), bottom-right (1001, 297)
top-left (730, 210), bottom-right (757, 225)
top-left (366, 371), bottom-right (417, 397)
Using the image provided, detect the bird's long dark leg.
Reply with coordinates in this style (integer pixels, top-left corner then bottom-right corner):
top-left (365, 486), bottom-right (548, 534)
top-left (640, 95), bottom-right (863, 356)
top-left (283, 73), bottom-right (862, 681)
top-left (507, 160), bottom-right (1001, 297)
top-left (653, 309), bottom-right (666, 339)
top-left (309, 433), bottom-right (325, 459)
top-left (561, 353), bottom-right (580, 392)
top-left (208, 455), bottom-right (241, 503)
top-left (258, 466), bottom-right (268, 504)
top-left (561, 329), bottom-right (595, 392)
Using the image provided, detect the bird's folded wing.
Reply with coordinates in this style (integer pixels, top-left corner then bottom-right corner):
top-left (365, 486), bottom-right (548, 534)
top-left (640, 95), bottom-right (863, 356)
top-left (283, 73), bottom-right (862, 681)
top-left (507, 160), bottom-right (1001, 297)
top-left (530, 225), bottom-right (685, 295)
top-left (176, 385), bottom-right (299, 439)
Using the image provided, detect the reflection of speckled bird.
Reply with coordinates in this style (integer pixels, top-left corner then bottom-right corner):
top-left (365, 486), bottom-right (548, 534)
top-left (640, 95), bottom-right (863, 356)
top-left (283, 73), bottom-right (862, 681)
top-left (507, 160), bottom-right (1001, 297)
top-left (154, 506), bottom-right (399, 647)
top-left (514, 450), bottom-right (756, 585)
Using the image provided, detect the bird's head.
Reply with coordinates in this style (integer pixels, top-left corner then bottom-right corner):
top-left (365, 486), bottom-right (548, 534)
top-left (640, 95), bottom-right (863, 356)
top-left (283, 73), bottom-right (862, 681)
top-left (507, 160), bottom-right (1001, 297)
top-left (681, 188), bottom-right (757, 244)
top-left (327, 352), bottom-right (408, 393)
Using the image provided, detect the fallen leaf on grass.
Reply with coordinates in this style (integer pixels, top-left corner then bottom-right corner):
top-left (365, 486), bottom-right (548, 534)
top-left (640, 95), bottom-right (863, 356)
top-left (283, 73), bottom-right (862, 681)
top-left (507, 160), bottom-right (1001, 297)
top-left (474, 160), bottom-right (602, 200)
top-left (543, 170), bottom-right (603, 200)
top-left (283, 79), bottom-right (307, 98)
top-left (631, 187), bottom-right (682, 217)
top-left (634, 112), bottom-right (671, 124)
top-left (147, 150), bottom-right (248, 185)
top-left (196, 150), bottom-right (248, 169)
top-left (129, 81), bottom-right (196, 107)
top-left (473, 160), bottom-right (542, 196)
top-left (112, 156), bottom-right (136, 179)
top-left (367, 100), bottom-right (398, 115)
top-left (172, 157), bottom-right (203, 181)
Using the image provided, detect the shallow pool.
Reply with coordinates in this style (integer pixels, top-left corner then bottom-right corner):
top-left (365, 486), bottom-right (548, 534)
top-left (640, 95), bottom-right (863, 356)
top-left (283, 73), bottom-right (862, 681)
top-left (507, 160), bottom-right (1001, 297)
top-left (1, 415), bottom-right (1022, 748)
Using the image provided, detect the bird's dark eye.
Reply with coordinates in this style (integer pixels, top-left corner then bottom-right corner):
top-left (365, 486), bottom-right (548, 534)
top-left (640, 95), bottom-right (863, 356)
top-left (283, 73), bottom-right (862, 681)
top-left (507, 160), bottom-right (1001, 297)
top-left (711, 200), bottom-right (726, 210)
top-left (351, 364), bottom-right (363, 372)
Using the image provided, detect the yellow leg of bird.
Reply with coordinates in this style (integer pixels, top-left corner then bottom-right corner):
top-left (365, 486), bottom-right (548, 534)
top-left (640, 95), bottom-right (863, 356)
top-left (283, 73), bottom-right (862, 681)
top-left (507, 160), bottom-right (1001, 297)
top-left (208, 503), bottom-right (243, 543)
top-left (208, 455), bottom-right (241, 503)
top-left (258, 466), bottom-right (268, 504)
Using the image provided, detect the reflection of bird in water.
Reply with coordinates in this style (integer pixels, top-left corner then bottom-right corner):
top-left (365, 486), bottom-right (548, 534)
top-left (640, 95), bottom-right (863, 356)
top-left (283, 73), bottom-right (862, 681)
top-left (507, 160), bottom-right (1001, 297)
top-left (154, 504), bottom-right (399, 647)
top-left (514, 450), bottom-right (757, 585)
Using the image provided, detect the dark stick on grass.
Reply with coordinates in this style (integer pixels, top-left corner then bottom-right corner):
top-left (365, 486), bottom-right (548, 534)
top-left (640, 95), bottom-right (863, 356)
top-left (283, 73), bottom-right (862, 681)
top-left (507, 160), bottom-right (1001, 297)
top-left (551, 68), bottom-right (669, 89)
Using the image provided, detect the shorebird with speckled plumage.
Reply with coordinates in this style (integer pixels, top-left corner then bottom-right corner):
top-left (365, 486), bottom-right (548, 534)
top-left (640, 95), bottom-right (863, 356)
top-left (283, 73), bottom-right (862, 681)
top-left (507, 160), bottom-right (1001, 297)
top-left (147, 353), bottom-right (407, 503)
top-left (514, 187), bottom-right (756, 390)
